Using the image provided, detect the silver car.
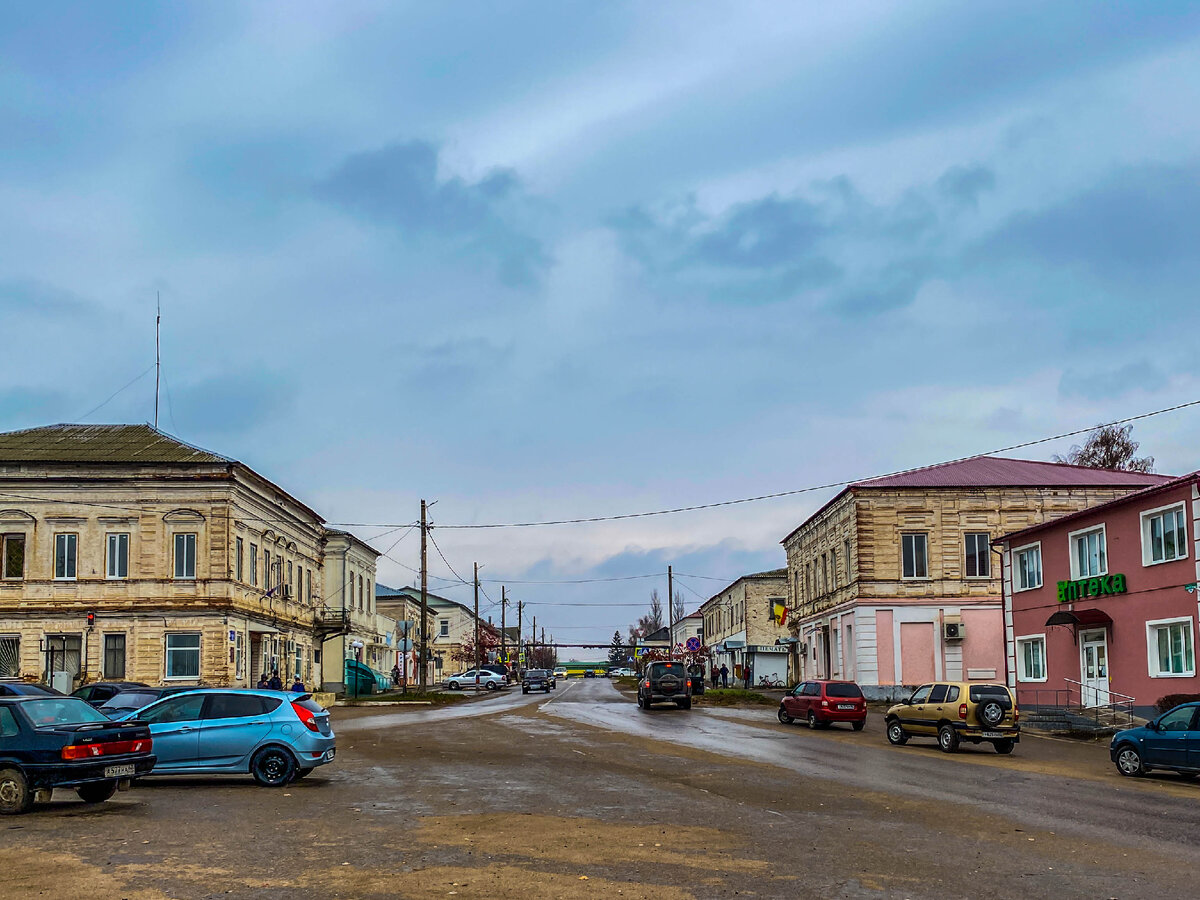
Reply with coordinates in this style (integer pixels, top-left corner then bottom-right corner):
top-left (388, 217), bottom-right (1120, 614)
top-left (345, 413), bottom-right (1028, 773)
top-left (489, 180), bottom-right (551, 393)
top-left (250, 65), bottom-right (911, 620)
top-left (446, 670), bottom-right (506, 691)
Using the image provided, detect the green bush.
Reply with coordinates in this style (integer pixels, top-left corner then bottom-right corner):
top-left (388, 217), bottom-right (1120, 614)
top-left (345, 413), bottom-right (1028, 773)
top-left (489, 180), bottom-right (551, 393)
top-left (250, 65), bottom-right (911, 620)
top-left (1153, 693), bottom-right (1200, 714)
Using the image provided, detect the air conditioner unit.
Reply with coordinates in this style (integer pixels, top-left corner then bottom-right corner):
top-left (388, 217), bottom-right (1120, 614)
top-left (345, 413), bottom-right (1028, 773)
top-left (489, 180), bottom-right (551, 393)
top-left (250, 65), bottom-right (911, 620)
top-left (943, 621), bottom-right (966, 641)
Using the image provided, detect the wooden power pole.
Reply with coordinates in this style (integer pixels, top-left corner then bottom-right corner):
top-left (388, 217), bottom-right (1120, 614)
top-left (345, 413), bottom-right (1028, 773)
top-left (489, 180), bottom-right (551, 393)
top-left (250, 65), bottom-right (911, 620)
top-left (517, 600), bottom-right (524, 672)
top-left (667, 564), bottom-right (674, 657)
top-left (473, 563), bottom-right (481, 679)
top-left (500, 586), bottom-right (508, 666)
top-left (419, 499), bottom-right (428, 691)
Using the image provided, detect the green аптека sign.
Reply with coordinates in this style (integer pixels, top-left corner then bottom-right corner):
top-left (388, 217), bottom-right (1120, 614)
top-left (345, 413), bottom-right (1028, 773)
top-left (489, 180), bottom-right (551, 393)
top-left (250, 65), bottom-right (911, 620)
top-left (1057, 573), bottom-right (1127, 603)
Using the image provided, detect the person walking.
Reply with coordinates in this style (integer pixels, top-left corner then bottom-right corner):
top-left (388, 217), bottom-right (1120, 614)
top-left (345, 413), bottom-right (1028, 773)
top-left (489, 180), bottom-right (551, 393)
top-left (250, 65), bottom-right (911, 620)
top-left (268, 671), bottom-right (283, 691)
top-left (710, 665), bottom-right (718, 689)
top-left (391, 664), bottom-right (401, 687)
top-left (719, 663), bottom-right (729, 689)
top-left (256, 673), bottom-right (269, 689)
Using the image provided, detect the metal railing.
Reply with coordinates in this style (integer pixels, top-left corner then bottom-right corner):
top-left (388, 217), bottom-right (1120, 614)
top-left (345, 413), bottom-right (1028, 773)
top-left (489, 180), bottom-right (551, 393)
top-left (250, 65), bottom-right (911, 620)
top-left (1016, 679), bottom-right (1137, 731)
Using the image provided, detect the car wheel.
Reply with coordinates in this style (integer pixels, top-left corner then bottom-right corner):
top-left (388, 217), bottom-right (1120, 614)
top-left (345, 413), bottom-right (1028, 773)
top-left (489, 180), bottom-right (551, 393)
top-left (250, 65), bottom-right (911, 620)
top-left (978, 699), bottom-right (1006, 728)
top-left (992, 738), bottom-right (1015, 755)
top-left (778, 706), bottom-right (793, 725)
top-left (678, 698), bottom-right (692, 710)
top-left (938, 724), bottom-right (960, 753)
top-left (251, 747), bottom-right (297, 787)
top-left (0, 767), bottom-right (33, 815)
top-left (76, 781), bottom-right (118, 804)
top-left (448, 681), bottom-right (460, 690)
top-left (522, 687), bottom-right (529, 694)
top-left (486, 681), bottom-right (499, 691)
top-left (807, 711), bottom-right (819, 730)
top-left (885, 719), bottom-right (908, 746)
top-left (852, 720), bottom-right (865, 732)
top-left (295, 768), bottom-right (314, 780)
top-left (636, 692), bottom-right (644, 709)
top-left (1116, 745), bottom-right (1145, 777)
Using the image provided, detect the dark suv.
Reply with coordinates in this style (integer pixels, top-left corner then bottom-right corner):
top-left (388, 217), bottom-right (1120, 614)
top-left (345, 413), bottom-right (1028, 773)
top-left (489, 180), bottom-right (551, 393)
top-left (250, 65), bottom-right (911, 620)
top-left (637, 661), bottom-right (692, 710)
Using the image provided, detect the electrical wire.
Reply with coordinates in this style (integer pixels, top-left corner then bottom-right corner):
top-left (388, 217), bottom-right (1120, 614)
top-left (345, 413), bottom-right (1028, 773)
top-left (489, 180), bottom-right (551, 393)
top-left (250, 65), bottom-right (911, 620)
top-left (425, 530), bottom-right (471, 585)
top-left (75, 363), bottom-right (157, 421)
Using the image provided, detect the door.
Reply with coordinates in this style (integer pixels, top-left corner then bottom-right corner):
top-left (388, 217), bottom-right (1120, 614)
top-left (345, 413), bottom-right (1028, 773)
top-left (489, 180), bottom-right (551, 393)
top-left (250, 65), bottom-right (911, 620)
top-left (784, 683), bottom-right (808, 718)
top-left (1143, 705), bottom-right (1197, 769)
top-left (925, 683), bottom-right (951, 725)
top-left (1080, 632), bottom-right (1110, 707)
top-left (198, 694), bottom-right (277, 767)
top-left (137, 693), bottom-right (207, 768)
top-left (898, 684), bottom-right (935, 734)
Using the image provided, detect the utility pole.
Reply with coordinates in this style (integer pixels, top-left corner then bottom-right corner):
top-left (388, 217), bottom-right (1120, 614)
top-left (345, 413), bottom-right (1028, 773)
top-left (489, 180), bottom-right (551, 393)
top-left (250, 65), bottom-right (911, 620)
top-left (532, 615), bottom-right (537, 668)
top-left (473, 562), bottom-right (481, 684)
top-left (419, 500), bottom-right (428, 692)
top-left (500, 586), bottom-right (508, 669)
top-left (517, 600), bottom-right (524, 673)
top-left (541, 627), bottom-right (546, 667)
top-left (667, 564), bottom-right (674, 658)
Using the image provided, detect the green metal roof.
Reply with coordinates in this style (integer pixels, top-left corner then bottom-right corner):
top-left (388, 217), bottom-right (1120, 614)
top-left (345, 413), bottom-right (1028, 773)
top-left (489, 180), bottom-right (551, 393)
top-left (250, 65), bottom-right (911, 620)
top-left (0, 424), bottom-right (232, 465)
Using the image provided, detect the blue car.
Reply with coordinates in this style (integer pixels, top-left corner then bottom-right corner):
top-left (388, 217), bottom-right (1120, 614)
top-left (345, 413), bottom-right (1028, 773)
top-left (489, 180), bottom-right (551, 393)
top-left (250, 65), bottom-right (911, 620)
top-left (1110, 701), bottom-right (1200, 778)
top-left (119, 689), bottom-right (335, 786)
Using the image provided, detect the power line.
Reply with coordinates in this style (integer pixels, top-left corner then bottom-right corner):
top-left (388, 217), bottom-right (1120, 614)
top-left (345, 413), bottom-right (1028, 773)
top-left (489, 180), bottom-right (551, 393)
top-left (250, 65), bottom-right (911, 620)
top-left (426, 530), bottom-right (471, 585)
top-left (75, 363), bottom-right (157, 421)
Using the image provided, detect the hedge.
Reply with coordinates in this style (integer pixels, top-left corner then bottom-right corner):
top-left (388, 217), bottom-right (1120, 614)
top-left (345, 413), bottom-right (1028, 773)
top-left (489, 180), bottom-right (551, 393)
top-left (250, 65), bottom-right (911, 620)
top-left (1153, 693), bottom-right (1200, 714)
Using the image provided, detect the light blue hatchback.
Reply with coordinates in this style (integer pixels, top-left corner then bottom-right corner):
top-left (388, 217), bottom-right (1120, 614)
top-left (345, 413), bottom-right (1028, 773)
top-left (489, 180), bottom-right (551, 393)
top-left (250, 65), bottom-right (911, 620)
top-left (118, 689), bottom-right (335, 786)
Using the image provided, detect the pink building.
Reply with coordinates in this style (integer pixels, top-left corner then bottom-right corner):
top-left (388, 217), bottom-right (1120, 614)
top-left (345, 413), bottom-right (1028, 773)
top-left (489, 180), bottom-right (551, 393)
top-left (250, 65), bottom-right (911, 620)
top-left (998, 472), bottom-right (1200, 717)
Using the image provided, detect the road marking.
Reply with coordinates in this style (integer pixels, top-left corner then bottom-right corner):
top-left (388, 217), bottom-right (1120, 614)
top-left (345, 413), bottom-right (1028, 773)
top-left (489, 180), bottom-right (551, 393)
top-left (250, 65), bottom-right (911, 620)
top-left (538, 680), bottom-right (577, 709)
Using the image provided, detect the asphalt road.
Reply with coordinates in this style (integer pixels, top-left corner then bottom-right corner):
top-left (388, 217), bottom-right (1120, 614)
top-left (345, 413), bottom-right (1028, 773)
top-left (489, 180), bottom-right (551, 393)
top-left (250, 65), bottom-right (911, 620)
top-left (2, 678), bottom-right (1198, 899)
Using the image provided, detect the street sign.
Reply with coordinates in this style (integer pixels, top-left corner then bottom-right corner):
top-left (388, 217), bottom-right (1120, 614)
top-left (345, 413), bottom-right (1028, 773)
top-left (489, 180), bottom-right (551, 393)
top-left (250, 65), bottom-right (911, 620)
top-left (397, 620), bottom-right (414, 636)
top-left (398, 639), bottom-right (413, 652)
top-left (685, 636), bottom-right (701, 652)
top-left (634, 647), bottom-right (645, 658)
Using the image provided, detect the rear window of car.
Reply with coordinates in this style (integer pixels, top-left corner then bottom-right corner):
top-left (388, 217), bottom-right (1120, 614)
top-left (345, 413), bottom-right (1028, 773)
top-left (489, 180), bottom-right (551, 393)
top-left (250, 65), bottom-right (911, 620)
top-left (527, 670), bottom-right (547, 677)
top-left (824, 683), bottom-right (863, 698)
top-left (650, 663), bottom-right (684, 673)
top-left (102, 691), bottom-right (158, 709)
top-left (969, 685), bottom-right (1010, 702)
top-left (22, 698), bottom-right (111, 726)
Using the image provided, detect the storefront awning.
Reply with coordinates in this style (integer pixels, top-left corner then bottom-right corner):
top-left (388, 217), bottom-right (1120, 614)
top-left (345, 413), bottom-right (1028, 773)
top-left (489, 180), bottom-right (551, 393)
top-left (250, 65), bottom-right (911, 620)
top-left (247, 622), bottom-right (281, 634)
top-left (1045, 608), bottom-right (1114, 629)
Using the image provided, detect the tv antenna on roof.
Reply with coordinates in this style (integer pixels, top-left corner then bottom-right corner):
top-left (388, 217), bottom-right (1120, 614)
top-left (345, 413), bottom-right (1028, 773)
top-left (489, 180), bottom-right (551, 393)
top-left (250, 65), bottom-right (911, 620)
top-left (154, 292), bottom-right (161, 430)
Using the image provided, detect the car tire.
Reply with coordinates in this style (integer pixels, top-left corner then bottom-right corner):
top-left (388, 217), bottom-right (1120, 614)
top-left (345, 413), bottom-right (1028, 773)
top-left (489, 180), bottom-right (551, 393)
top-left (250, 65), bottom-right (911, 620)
top-left (295, 768), bottom-right (314, 779)
top-left (938, 724), bottom-right (960, 753)
top-left (251, 747), bottom-right (297, 787)
top-left (885, 719), bottom-right (908, 746)
top-left (1115, 744), bottom-right (1146, 777)
top-left (448, 681), bottom-right (460, 690)
top-left (807, 711), bottom-right (820, 730)
top-left (486, 681), bottom-right (499, 692)
top-left (522, 687), bottom-right (529, 694)
top-left (778, 707), bottom-right (793, 725)
top-left (678, 698), bottom-right (691, 710)
top-left (0, 767), bottom-right (33, 815)
top-left (992, 738), bottom-right (1015, 755)
top-left (979, 698), bottom-right (1006, 728)
top-left (852, 720), bottom-right (866, 732)
top-left (76, 781), bottom-right (118, 804)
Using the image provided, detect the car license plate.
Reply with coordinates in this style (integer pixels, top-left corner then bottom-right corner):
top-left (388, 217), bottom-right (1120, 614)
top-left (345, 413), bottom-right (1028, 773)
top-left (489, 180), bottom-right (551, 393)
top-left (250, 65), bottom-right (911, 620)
top-left (104, 764), bottom-right (136, 778)
top-left (980, 731), bottom-right (1005, 738)
top-left (837, 704), bottom-right (856, 710)
top-left (325, 749), bottom-right (336, 761)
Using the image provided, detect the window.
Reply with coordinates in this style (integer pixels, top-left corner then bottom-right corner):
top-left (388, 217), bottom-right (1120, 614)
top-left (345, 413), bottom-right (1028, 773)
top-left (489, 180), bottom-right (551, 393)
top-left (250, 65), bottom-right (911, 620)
top-left (0, 707), bottom-right (18, 738)
top-left (174, 533), bottom-right (197, 579)
top-left (901, 533), bottom-right (928, 579)
top-left (829, 552), bottom-right (837, 590)
top-left (945, 685), bottom-right (960, 702)
top-left (204, 694), bottom-right (273, 720)
top-left (54, 533), bottom-right (77, 580)
top-left (928, 684), bottom-right (948, 703)
top-left (2, 535), bottom-right (24, 580)
top-left (358, 575), bottom-right (364, 610)
top-left (909, 684), bottom-right (932, 704)
top-left (439, 619), bottom-right (450, 638)
top-left (306, 568), bottom-right (312, 602)
top-left (165, 632), bottom-right (201, 679)
top-left (249, 542), bottom-right (258, 586)
top-left (1148, 619), bottom-right (1195, 677)
top-left (1070, 526), bottom-right (1107, 579)
top-left (295, 642), bottom-right (302, 678)
top-left (844, 539), bottom-right (851, 580)
top-left (1157, 706), bottom-right (1197, 732)
top-left (287, 560), bottom-right (293, 594)
top-left (103, 634), bottom-right (126, 679)
top-left (964, 532), bottom-right (990, 578)
top-left (1143, 504), bottom-right (1188, 566)
top-left (106, 533), bottom-right (129, 579)
top-left (140, 693), bottom-right (206, 724)
top-left (0, 635), bottom-right (17, 677)
top-left (821, 554), bottom-right (828, 594)
top-left (1014, 543), bottom-right (1042, 592)
top-left (1016, 635), bottom-right (1046, 682)
top-left (235, 537), bottom-right (244, 582)
top-left (264, 548), bottom-right (271, 585)
top-left (235, 631), bottom-right (245, 679)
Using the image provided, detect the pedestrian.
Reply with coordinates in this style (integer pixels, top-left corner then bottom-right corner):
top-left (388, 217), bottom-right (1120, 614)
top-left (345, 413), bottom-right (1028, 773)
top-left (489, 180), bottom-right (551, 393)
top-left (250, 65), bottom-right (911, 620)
top-left (744, 663), bottom-right (753, 689)
top-left (391, 664), bottom-right (401, 686)
top-left (719, 663), bottom-right (729, 689)
top-left (256, 673), bottom-right (269, 689)
top-left (268, 671), bottom-right (283, 690)
top-left (290, 676), bottom-right (305, 693)
top-left (710, 666), bottom-right (718, 688)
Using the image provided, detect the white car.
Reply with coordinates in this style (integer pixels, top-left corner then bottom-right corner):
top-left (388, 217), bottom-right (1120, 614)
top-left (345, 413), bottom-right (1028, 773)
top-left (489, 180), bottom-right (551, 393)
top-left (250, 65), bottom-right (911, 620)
top-left (611, 667), bottom-right (636, 677)
top-left (553, 667), bottom-right (568, 681)
top-left (446, 670), bottom-right (506, 691)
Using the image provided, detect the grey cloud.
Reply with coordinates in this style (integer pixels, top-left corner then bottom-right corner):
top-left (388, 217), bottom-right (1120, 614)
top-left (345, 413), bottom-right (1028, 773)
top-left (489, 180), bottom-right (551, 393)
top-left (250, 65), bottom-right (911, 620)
top-left (689, 195), bottom-right (825, 269)
top-left (315, 140), bottom-right (550, 287)
top-left (1059, 360), bottom-right (1165, 401)
top-left (937, 165), bottom-right (996, 209)
top-left (0, 278), bottom-right (93, 314)
top-left (0, 387), bottom-right (69, 427)
top-left (170, 372), bottom-right (293, 437)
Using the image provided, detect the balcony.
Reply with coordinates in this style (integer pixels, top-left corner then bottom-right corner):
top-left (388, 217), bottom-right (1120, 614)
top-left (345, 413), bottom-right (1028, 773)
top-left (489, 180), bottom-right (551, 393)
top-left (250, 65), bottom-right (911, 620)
top-left (314, 606), bottom-right (351, 641)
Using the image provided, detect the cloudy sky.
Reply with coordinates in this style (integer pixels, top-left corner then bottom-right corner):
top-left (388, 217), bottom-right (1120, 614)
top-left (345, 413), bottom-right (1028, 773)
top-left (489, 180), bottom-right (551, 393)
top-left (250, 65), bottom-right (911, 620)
top-left (4, 2), bottom-right (1200, 648)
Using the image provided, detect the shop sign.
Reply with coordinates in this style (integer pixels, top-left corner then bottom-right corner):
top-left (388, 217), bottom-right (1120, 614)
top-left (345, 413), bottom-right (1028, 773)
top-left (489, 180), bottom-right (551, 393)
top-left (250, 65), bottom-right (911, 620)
top-left (1057, 573), bottom-right (1127, 603)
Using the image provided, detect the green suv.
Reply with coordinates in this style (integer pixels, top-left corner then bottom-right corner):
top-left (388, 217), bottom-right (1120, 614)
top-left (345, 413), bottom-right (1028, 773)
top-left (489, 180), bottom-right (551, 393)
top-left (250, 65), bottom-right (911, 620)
top-left (885, 682), bottom-right (1019, 754)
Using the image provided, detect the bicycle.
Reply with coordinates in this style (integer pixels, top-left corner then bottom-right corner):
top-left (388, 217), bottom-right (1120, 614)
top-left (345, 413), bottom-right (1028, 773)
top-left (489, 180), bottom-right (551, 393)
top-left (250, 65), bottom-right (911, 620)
top-left (758, 674), bottom-right (784, 689)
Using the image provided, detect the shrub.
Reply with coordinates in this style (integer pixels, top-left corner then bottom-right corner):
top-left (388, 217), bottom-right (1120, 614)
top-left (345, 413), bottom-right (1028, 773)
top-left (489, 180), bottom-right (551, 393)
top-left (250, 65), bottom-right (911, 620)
top-left (1153, 693), bottom-right (1200, 714)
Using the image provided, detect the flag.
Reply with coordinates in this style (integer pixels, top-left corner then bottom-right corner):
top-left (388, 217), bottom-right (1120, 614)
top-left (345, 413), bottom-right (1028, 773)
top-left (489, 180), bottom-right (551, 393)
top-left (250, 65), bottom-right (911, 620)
top-left (772, 601), bottom-right (788, 627)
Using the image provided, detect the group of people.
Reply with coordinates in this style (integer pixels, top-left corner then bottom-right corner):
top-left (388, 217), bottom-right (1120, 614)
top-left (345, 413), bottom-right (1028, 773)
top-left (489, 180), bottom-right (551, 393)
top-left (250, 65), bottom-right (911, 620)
top-left (705, 663), bottom-right (751, 689)
top-left (256, 671), bottom-right (306, 693)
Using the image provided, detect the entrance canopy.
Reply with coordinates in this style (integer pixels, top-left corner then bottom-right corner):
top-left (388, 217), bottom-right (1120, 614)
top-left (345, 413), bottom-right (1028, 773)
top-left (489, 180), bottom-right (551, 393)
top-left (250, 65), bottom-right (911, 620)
top-left (1045, 608), bottom-right (1114, 629)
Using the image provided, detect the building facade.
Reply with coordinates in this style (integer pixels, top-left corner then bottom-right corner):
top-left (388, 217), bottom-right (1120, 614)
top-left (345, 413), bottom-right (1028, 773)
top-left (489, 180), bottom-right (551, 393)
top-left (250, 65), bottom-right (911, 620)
top-left (375, 585), bottom-right (496, 679)
top-left (700, 569), bottom-right (789, 688)
top-left (782, 457), bottom-right (1170, 700)
top-left (0, 424), bottom-right (332, 691)
top-left (998, 472), bottom-right (1200, 717)
top-left (317, 530), bottom-right (383, 692)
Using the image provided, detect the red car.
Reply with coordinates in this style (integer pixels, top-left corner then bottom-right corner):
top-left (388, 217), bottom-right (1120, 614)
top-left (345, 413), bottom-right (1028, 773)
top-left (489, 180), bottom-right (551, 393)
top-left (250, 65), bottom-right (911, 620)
top-left (778, 680), bottom-right (866, 731)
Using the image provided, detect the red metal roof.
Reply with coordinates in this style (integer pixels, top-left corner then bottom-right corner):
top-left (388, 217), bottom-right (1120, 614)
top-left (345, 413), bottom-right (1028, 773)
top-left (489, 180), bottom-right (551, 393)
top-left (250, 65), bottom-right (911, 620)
top-left (851, 456), bottom-right (1171, 490)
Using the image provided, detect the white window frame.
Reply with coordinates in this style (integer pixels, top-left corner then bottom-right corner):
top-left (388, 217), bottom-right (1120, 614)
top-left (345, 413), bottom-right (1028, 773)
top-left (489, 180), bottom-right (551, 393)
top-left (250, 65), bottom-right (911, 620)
top-left (174, 533), bottom-right (197, 580)
top-left (106, 532), bottom-right (130, 580)
top-left (901, 532), bottom-right (929, 580)
top-left (54, 533), bottom-right (78, 581)
top-left (964, 532), bottom-right (991, 579)
top-left (164, 632), bottom-right (202, 681)
top-left (439, 619), bottom-right (450, 638)
top-left (1146, 616), bottom-right (1196, 678)
top-left (1068, 524), bottom-right (1108, 580)
top-left (235, 537), bottom-right (244, 582)
top-left (1015, 633), bottom-right (1047, 682)
top-left (1140, 502), bottom-right (1189, 567)
top-left (1012, 541), bottom-right (1043, 592)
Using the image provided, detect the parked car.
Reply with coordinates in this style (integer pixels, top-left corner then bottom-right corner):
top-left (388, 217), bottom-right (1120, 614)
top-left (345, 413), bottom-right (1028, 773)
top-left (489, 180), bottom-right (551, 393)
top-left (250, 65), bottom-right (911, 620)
top-left (117, 689), bottom-right (334, 786)
top-left (610, 667), bottom-right (635, 678)
top-left (778, 680), bottom-right (866, 730)
top-left (885, 682), bottom-right (1019, 753)
top-left (72, 681), bottom-right (149, 708)
top-left (553, 667), bottom-right (568, 681)
top-left (0, 695), bottom-right (156, 814)
top-left (480, 664), bottom-right (512, 683)
top-left (522, 669), bottom-right (553, 694)
top-left (583, 669), bottom-right (596, 678)
top-left (446, 670), bottom-right (506, 691)
top-left (687, 665), bottom-right (706, 696)
top-left (637, 661), bottom-right (692, 710)
top-left (98, 686), bottom-right (209, 718)
top-left (1110, 702), bottom-right (1200, 778)
top-left (0, 682), bottom-right (61, 697)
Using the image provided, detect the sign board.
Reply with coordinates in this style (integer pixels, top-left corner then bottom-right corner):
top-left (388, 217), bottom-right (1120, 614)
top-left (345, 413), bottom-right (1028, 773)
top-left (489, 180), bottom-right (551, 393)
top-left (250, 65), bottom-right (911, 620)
top-left (685, 637), bottom-right (701, 652)
top-left (1057, 574), bottom-right (1127, 603)
top-left (397, 620), bottom-right (414, 636)
top-left (398, 639), bottom-right (413, 652)
top-left (634, 647), bottom-right (645, 658)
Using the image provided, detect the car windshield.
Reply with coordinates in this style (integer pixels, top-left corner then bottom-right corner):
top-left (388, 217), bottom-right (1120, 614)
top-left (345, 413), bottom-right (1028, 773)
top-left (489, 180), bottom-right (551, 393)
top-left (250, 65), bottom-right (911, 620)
top-left (22, 697), bottom-right (111, 726)
top-left (969, 685), bottom-right (1010, 702)
top-left (651, 663), bottom-right (684, 674)
top-left (825, 683), bottom-right (863, 698)
top-left (528, 670), bottom-right (546, 677)
top-left (101, 692), bottom-right (159, 710)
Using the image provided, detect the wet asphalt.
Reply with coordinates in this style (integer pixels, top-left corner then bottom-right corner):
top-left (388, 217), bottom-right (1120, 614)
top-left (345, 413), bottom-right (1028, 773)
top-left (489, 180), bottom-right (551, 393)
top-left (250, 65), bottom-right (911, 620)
top-left (2, 677), bottom-right (1197, 899)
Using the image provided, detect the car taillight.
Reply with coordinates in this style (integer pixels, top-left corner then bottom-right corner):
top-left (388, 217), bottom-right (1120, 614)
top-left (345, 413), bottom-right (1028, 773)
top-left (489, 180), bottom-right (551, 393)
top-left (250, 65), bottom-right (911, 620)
top-left (1013, 707), bottom-right (1020, 722)
top-left (686, 680), bottom-right (691, 688)
top-left (292, 701), bottom-right (321, 732)
top-left (644, 681), bottom-right (650, 688)
top-left (958, 704), bottom-right (967, 719)
top-left (62, 738), bottom-right (151, 761)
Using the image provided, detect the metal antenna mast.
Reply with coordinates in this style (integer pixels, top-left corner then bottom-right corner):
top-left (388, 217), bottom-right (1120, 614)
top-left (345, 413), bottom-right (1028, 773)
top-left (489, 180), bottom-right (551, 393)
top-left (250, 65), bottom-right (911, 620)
top-left (154, 293), bottom-right (161, 429)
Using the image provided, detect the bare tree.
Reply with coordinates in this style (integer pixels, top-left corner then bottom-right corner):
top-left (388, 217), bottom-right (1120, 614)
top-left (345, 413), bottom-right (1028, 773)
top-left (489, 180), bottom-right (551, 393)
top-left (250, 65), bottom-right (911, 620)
top-left (647, 590), bottom-right (665, 632)
top-left (1053, 424), bottom-right (1155, 473)
top-left (672, 589), bottom-right (686, 624)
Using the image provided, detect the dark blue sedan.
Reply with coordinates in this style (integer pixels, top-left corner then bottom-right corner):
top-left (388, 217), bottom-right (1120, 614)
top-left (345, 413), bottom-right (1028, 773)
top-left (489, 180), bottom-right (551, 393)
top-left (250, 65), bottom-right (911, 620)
top-left (1110, 702), bottom-right (1200, 777)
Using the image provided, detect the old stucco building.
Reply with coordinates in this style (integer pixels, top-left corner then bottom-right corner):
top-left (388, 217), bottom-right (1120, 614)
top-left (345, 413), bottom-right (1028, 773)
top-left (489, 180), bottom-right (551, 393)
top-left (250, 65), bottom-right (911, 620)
top-left (0, 424), bottom-right (377, 691)
top-left (781, 457), bottom-right (1170, 699)
top-left (318, 529), bottom-right (385, 693)
top-left (700, 569), bottom-right (789, 687)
